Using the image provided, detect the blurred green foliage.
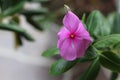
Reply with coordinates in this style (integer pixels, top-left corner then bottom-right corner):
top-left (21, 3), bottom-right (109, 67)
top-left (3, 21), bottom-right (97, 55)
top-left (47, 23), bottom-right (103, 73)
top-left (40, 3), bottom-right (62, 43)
top-left (0, 0), bottom-right (53, 47)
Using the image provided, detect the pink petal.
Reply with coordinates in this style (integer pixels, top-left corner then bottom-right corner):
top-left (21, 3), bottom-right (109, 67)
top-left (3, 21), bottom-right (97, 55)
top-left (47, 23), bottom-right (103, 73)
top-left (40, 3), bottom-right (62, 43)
top-left (63, 11), bottom-right (80, 32)
top-left (75, 23), bottom-right (92, 41)
top-left (59, 39), bottom-right (77, 61)
top-left (73, 23), bottom-right (92, 57)
top-left (75, 39), bottom-right (91, 57)
top-left (57, 27), bottom-right (69, 48)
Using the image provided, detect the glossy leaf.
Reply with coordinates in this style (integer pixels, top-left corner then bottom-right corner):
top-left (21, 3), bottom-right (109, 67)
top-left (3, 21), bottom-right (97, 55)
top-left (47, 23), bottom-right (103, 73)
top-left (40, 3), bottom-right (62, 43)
top-left (113, 42), bottom-right (120, 50)
top-left (50, 59), bottom-right (78, 75)
top-left (86, 10), bottom-right (110, 38)
top-left (93, 34), bottom-right (120, 49)
top-left (42, 47), bottom-right (59, 57)
top-left (100, 52), bottom-right (120, 72)
top-left (111, 13), bottom-right (120, 34)
top-left (102, 51), bottom-right (120, 63)
top-left (79, 57), bottom-right (100, 80)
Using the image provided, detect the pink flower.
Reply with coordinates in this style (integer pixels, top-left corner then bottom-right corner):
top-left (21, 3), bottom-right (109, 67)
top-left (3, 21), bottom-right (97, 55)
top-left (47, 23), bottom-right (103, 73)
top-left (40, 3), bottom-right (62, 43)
top-left (57, 10), bottom-right (92, 61)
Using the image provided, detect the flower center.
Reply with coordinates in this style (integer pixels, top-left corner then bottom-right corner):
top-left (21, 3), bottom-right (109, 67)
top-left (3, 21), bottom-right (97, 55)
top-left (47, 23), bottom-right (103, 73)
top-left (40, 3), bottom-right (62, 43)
top-left (70, 33), bottom-right (76, 39)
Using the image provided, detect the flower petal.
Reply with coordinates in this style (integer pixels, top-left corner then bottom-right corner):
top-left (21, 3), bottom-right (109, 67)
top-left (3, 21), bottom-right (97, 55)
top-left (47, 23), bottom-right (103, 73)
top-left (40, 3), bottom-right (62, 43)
top-left (73, 23), bottom-right (92, 57)
top-left (57, 27), bottom-right (69, 48)
top-left (59, 39), bottom-right (77, 61)
top-left (63, 11), bottom-right (80, 32)
top-left (75, 39), bottom-right (91, 57)
top-left (75, 23), bottom-right (92, 40)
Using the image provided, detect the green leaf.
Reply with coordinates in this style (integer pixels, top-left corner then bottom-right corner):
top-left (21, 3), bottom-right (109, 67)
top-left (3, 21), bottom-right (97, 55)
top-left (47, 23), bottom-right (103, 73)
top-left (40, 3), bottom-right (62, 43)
top-left (0, 0), bottom-right (26, 11)
top-left (50, 59), bottom-right (78, 75)
top-left (21, 32), bottom-right (34, 41)
top-left (107, 12), bottom-right (116, 28)
top-left (111, 13), bottom-right (120, 34)
top-left (93, 34), bottom-right (120, 49)
top-left (1, 1), bottom-right (25, 17)
top-left (0, 23), bottom-right (25, 33)
top-left (79, 57), bottom-right (100, 80)
top-left (102, 51), bottom-right (120, 63)
top-left (86, 10), bottom-right (110, 38)
top-left (113, 42), bottom-right (120, 50)
top-left (42, 47), bottom-right (59, 57)
top-left (10, 19), bottom-right (34, 41)
top-left (25, 16), bottom-right (43, 31)
top-left (0, 23), bottom-right (34, 41)
top-left (100, 52), bottom-right (120, 72)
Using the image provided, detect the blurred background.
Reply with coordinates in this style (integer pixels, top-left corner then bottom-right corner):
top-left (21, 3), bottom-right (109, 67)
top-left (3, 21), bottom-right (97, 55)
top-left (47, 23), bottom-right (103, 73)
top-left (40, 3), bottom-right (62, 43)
top-left (0, 0), bottom-right (119, 80)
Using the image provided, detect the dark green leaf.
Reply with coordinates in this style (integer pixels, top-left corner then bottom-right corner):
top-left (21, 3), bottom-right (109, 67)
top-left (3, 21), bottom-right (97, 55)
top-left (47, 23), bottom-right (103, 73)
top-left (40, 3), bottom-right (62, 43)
top-left (86, 10), bottom-right (110, 38)
top-left (79, 57), bottom-right (100, 80)
top-left (0, 23), bottom-right (34, 41)
top-left (1, 1), bottom-right (25, 17)
top-left (21, 32), bottom-right (34, 41)
top-left (42, 47), bottom-right (59, 57)
top-left (107, 12), bottom-right (116, 28)
top-left (50, 59), bottom-right (78, 75)
top-left (0, 23), bottom-right (25, 33)
top-left (93, 34), bottom-right (120, 49)
top-left (25, 16), bottom-right (43, 30)
top-left (113, 42), bottom-right (120, 50)
top-left (111, 13), bottom-right (120, 34)
top-left (0, 0), bottom-right (26, 11)
top-left (100, 52), bottom-right (120, 72)
top-left (102, 51), bottom-right (120, 63)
